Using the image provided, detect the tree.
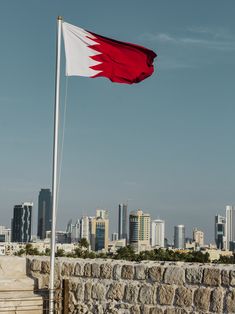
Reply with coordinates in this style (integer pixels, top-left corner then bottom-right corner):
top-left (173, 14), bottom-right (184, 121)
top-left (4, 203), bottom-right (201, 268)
top-left (25, 243), bottom-right (40, 255)
top-left (115, 245), bottom-right (136, 261)
top-left (56, 248), bottom-right (65, 257)
top-left (79, 238), bottom-right (89, 249)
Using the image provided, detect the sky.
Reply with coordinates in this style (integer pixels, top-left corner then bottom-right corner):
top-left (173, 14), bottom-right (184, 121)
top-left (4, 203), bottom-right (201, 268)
top-left (0, 1), bottom-right (235, 243)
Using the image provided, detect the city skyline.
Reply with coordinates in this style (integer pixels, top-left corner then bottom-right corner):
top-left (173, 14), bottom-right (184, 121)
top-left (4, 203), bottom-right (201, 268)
top-left (2, 190), bottom-right (235, 253)
top-left (1, 1), bottom-right (235, 243)
top-left (2, 190), bottom-right (235, 245)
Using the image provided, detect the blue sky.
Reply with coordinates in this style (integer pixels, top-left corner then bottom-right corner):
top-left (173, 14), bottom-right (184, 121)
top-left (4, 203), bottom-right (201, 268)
top-left (0, 1), bottom-right (235, 243)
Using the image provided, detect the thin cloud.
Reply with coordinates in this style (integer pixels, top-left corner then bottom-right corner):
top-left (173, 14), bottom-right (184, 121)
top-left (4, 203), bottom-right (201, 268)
top-left (141, 27), bottom-right (235, 51)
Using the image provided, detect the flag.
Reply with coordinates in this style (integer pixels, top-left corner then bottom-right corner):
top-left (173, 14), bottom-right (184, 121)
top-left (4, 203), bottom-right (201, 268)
top-left (62, 22), bottom-right (157, 84)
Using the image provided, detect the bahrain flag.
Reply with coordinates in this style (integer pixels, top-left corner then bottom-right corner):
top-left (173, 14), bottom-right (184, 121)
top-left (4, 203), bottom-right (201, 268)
top-left (62, 22), bottom-right (156, 84)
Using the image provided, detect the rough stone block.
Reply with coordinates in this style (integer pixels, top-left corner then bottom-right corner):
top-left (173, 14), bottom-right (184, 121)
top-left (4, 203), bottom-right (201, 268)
top-left (221, 269), bottom-right (229, 286)
top-left (91, 262), bottom-right (100, 278)
top-left (122, 265), bottom-right (134, 280)
top-left (74, 281), bottom-right (84, 302)
top-left (165, 309), bottom-right (188, 314)
top-left (174, 286), bottom-right (193, 308)
top-left (230, 270), bottom-right (235, 286)
top-left (203, 268), bottom-right (221, 286)
top-left (74, 262), bottom-right (82, 276)
top-left (157, 285), bottom-right (174, 305)
top-left (140, 305), bottom-right (153, 314)
top-left (104, 307), bottom-right (120, 314)
top-left (148, 266), bottom-right (164, 282)
top-left (224, 289), bottom-right (235, 313)
top-left (92, 282), bottom-right (106, 301)
top-left (37, 275), bottom-right (49, 289)
top-left (185, 268), bottom-right (203, 284)
top-left (93, 304), bottom-right (104, 314)
top-left (210, 288), bottom-right (223, 313)
top-left (100, 263), bottom-right (112, 279)
top-left (135, 264), bottom-right (147, 280)
top-left (41, 260), bottom-right (50, 274)
top-left (117, 303), bottom-right (131, 309)
top-left (107, 282), bottom-right (125, 300)
top-left (113, 264), bottom-right (122, 280)
top-left (124, 283), bottom-right (139, 303)
top-left (139, 284), bottom-right (154, 304)
top-left (130, 305), bottom-right (141, 314)
top-left (30, 259), bottom-right (41, 272)
top-left (194, 287), bottom-right (211, 312)
top-left (84, 281), bottom-right (92, 301)
top-left (164, 267), bottom-right (185, 285)
top-left (61, 262), bottom-right (74, 277)
top-left (149, 307), bottom-right (164, 314)
top-left (84, 263), bottom-right (92, 277)
top-left (76, 303), bottom-right (89, 313)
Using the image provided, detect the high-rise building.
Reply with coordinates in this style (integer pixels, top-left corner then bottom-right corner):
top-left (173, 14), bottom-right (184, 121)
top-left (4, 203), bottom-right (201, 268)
top-left (151, 219), bottom-right (165, 248)
top-left (66, 219), bottom-right (73, 243)
top-left (118, 203), bottom-right (128, 241)
top-left (96, 209), bottom-right (108, 219)
top-left (66, 219), bottom-right (80, 243)
top-left (71, 220), bottom-right (81, 243)
top-left (89, 217), bottom-right (96, 250)
top-left (112, 232), bottom-right (119, 241)
top-left (95, 217), bottom-right (109, 251)
top-left (215, 214), bottom-right (226, 250)
top-left (193, 228), bottom-right (204, 247)
top-left (80, 216), bottom-right (90, 241)
top-left (37, 189), bottom-right (52, 240)
top-left (226, 205), bottom-right (235, 251)
top-left (129, 209), bottom-right (151, 251)
top-left (0, 226), bottom-right (11, 243)
top-left (174, 225), bottom-right (185, 249)
top-left (12, 202), bottom-right (33, 243)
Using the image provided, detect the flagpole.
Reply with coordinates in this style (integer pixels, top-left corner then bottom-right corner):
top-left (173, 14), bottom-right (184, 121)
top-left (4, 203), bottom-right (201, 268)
top-left (49, 16), bottom-right (62, 314)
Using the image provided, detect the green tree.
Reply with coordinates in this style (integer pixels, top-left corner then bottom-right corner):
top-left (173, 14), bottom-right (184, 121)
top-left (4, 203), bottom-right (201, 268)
top-left (14, 249), bottom-right (26, 256)
top-left (56, 248), bottom-right (65, 257)
top-left (25, 243), bottom-right (40, 255)
top-left (115, 245), bottom-right (136, 261)
top-left (79, 238), bottom-right (89, 249)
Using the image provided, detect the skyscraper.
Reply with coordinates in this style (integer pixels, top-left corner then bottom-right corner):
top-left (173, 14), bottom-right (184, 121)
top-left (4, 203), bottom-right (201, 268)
top-left (112, 232), bottom-right (119, 241)
top-left (193, 228), bottom-right (204, 247)
top-left (118, 203), bottom-right (128, 241)
top-left (80, 216), bottom-right (90, 241)
top-left (226, 205), bottom-right (235, 251)
top-left (215, 215), bottom-right (226, 250)
top-left (152, 219), bottom-right (165, 248)
top-left (71, 220), bottom-right (81, 243)
top-left (12, 202), bottom-right (33, 243)
top-left (95, 218), bottom-right (109, 251)
top-left (174, 225), bottom-right (185, 249)
top-left (129, 209), bottom-right (151, 251)
top-left (37, 189), bottom-right (52, 240)
top-left (0, 226), bottom-right (11, 243)
top-left (96, 209), bottom-right (108, 219)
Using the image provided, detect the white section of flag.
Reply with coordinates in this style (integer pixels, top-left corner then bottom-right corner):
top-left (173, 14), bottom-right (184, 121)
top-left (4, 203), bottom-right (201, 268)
top-left (62, 22), bottom-right (102, 77)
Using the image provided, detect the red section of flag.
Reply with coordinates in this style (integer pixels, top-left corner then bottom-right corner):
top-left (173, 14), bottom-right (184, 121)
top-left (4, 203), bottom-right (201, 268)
top-left (87, 32), bottom-right (156, 84)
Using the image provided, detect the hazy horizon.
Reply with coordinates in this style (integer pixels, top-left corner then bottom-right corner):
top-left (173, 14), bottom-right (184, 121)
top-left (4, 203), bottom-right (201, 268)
top-left (1, 1), bottom-right (235, 244)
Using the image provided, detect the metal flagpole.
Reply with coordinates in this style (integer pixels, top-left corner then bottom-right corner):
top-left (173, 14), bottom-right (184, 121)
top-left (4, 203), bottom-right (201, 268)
top-left (49, 16), bottom-right (63, 314)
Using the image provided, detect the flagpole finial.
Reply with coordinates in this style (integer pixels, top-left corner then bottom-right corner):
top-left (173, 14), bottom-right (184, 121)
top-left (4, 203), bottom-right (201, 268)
top-left (57, 16), bottom-right (63, 21)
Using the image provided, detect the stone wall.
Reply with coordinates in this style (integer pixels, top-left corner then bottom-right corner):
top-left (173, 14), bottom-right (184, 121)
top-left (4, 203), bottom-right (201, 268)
top-left (27, 257), bottom-right (235, 314)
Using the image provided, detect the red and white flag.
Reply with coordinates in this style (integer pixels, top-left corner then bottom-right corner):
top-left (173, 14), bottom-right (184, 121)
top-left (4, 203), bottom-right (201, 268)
top-left (62, 22), bottom-right (156, 84)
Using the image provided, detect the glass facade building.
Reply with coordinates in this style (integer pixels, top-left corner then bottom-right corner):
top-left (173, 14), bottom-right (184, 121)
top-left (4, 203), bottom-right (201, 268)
top-left (118, 203), bottom-right (128, 241)
top-left (37, 189), bottom-right (52, 240)
top-left (174, 225), bottom-right (185, 249)
top-left (12, 202), bottom-right (32, 243)
top-left (215, 215), bottom-right (226, 250)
